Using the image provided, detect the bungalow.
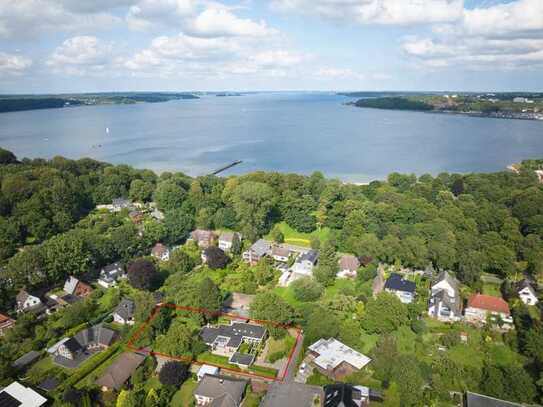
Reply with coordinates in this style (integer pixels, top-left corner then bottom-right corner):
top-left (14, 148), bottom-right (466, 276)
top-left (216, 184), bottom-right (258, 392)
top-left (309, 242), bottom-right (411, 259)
top-left (242, 239), bottom-right (272, 265)
top-left (271, 246), bottom-right (291, 263)
top-left (151, 243), bottom-right (170, 261)
top-left (464, 294), bottom-right (513, 326)
top-left (190, 229), bottom-right (217, 249)
top-left (218, 232), bottom-right (241, 252)
top-left (0, 381), bottom-right (47, 407)
top-left (16, 289), bottom-right (43, 313)
top-left (337, 254), bottom-right (360, 278)
top-left (384, 273), bottom-right (416, 304)
top-left (95, 351), bottom-right (146, 391)
top-left (197, 364), bottom-right (220, 382)
top-left (428, 271), bottom-right (462, 322)
top-left (97, 262), bottom-right (125, 288)
top-left (0, 313), bottom-right (15, 336)
top-left (516, 280), bottom-right (538, 306)
top-left (113, 298), bottom-right (135, 325)
top-left (291, 249), bottom-right (319, 276)
top-left (63, 276), bottom-right (93, 298)
top-left (193, 374), bottom-right (247, 407)
top-left (200, 321), bottom-right (266, 367)
top-left (308, 338), bottom-right (371, 381)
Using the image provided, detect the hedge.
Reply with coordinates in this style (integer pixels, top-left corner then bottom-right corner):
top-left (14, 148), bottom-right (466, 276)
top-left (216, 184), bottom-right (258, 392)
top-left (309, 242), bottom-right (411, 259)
top-left (62, 343), bottom-right (121, 389)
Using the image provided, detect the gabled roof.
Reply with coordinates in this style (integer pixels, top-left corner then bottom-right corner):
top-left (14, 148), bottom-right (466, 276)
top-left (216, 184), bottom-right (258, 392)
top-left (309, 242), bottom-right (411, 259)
top-left (101, 262), bottom-right (123, 274)
top-left (151, 243), bottom-right (169, 256)
top-left (74, 324), bottom-right (116, 348)
top-left (219, 232), bottom-right (239, 243)
top-left (467, 294), bottom-right (510, 315)
top-left (432, 289), bottom-right (462, 316)
top-left (61, 337), bottom-right (82, 354)
top-left (517, 279), bottom-right (537, 295)
top-left (193, 374), bottom-right (247, 407)
top-left (114, 299), bottom-right (135, 321)
top-left (298, 250), bottom-right (319, 264)
top-left (191, 229), bottom-right (216, 242)
top-left (95, 352), bottom-right (146, 390)
top-left (16, 290), bottom-right (30, 304)
top-left (0, 313), bottom-right (14, 325)
top-left (323, 383), bottom-right (368, 407)
top-left (339, 255), bottom-right (360, 272)
top-left (0, 381), bottom-right (47, 407)
top-left (63, 276), bottom-right (79, 295)
top-left (384, 273), bottom-right (416, 294)
top-left (465, 392), bottom-right (522, 407)
top-left (249, 239), bottom-right (272, 257)
top-left (272, 246), bottom-right (290, 258)
top-left (433, 270), bottom-right (459, 291)
top-left (12, 351), bottom-right (41, 370)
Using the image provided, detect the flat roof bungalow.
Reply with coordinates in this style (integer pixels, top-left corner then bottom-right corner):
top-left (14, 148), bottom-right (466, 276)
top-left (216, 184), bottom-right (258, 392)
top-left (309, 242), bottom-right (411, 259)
top-left (0, 381), bottom-right (47, 407)
top-left (308, 338), bottom-right (371, 381)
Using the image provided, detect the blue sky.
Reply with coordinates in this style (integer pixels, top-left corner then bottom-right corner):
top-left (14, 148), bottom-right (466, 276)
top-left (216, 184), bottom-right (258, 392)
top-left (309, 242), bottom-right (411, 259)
top-left (0, 0), bottom-right (541, 93)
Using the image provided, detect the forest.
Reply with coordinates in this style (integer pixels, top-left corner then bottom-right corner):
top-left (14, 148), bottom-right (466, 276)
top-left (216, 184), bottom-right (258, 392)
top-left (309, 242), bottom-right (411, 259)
top-left (1, 146), bottom-right (543, 406)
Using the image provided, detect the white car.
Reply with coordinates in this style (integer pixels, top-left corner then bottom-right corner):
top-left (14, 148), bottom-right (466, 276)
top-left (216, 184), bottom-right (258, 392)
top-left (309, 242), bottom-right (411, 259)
top-left (299, 362), bottom-right (307, 373)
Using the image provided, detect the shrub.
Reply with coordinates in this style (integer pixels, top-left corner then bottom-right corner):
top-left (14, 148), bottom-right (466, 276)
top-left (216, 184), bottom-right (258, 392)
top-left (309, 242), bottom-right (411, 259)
top-left (158, 361), bottom-right (189, 387)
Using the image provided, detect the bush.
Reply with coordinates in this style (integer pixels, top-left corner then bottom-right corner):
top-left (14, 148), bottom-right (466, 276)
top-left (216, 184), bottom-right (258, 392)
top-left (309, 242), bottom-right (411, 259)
top-left (291, 277), bottom-right (324, 302)
top-left (158, 361), bottom-right (189, 387)
top-left (203, 246), bottom-right (229, 269)
top-left (127, 258), bottom-right (156, 290)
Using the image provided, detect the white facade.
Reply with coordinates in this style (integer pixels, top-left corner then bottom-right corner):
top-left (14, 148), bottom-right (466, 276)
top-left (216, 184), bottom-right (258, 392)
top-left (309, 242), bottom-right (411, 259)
top-left (385, 288), bottom-right (414, 304)
top-left (518, 286), bottom-right (538, 306)
top-left (113, 312), bottom-right (134, 325)
top-left (20, 294), bottom-right (41, 311)
top-left (464, 307), bottom-right (513, 325)
top-left (0, 382), bottom-right (47, 407)
top-left (197, 365), bottom-right (219, 381)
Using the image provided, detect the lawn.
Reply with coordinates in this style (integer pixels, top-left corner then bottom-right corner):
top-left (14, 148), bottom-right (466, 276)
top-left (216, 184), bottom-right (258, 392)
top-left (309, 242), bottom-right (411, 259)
top-left (273, 286), bottom-right (303, 308)
top-left (244, 388), bottom-right (264, 407)
top-left (323, 278), bottom-right (357, 299)
top-left (264, 222), bottom-right (331, 247)
top-left (171, 378), bottom-right (197, 407)
top-left (482, 282), bottom-right (502, 297)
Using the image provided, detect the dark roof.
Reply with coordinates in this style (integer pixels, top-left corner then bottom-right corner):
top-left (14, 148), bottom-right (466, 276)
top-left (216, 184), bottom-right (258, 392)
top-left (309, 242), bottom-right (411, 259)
top-left (60, 294), bottom-right (80, 304)
top-left (62, 337), bottom-right (83, 354)
top-left (384, 273), bottom-right (416, 293)
top-left (432, 289), bottom-right (462, 316)
top-left (74, 325), bottom-right (116, 348)
top-left (114, 299), bottom-right (135, 321)
top-left (200, 322), bottom-right (266, 346)
top-left (229, 352), bottom-right (254, 366)
top-left (37, 377), bottom-right (60, 392)
top-left (193, 374), bottom-right (247, 406)
top-left (465, 392), bottom-right (522, 407)
top-left (516, 279), bottom-right (536, 293)
top-left (323, 384), bottom-right (368, 407)
top-left (12, 351), bottom-right (41, 370)
top-left (102, 262), bottom-right (123, 274)
top-left (95, 352), bottom-right (146, 390)
top-left (299, 250), bottom-right (319, 264)
top-left (0, 391), bottom-right (21, 407)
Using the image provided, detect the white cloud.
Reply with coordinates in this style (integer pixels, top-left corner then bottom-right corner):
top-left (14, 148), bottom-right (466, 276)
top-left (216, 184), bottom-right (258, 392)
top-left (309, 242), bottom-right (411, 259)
top-left (126, 0), bottom-right (199, 31)
top-left (47, 36), bottom-right (117, 75)
top-left (0, 0), bottom-right (121, 39)
top-left (187, 8), bottom-right (277, 37)
top-left (0, 52), bottom-right (32, 75)
top-left (271, 0), bottom-right (463, 25)
top-left (402, 0), bottom-right (543, 70)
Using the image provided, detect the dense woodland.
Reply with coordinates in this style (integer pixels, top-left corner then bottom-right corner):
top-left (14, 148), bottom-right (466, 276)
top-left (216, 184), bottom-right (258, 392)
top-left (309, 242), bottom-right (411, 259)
top-left (1, 147), bottom-right (543, 406)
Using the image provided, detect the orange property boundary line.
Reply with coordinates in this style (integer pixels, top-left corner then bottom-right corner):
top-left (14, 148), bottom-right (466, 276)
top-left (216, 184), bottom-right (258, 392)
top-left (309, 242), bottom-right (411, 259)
top-left (126, 303), bottom-right (302, 382)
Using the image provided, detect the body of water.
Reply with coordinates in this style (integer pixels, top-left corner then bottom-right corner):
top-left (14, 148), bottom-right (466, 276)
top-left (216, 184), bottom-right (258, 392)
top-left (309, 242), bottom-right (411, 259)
top-left (1, 92), bottom-right (542, 182)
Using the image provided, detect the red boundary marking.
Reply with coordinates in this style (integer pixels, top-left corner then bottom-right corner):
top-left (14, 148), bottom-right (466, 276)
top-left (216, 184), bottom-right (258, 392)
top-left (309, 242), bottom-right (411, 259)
top-left (126, 303), bottom-right (302, 382)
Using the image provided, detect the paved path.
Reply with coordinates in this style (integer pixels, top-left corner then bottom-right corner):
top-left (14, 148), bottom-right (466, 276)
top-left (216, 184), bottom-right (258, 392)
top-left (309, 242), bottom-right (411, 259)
top-left (278, 329), bottom-right (304, 382)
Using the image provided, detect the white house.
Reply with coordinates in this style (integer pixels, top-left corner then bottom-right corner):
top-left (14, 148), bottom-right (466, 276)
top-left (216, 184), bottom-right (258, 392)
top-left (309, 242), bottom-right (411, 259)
top-left (384, 273), bottom-right (416, 304)
top-left (464, 294), bottom-right (513, 326)
top-left (196, 365), bottom-right (220, 382)
top-left (97, 262), bottom-right (125, 288)
top-left (218, 232), bottom-right (241, 252)
top-left (0, 381), bottom-right (47, 407)
top-left (291, 249), bottom-right (319, 276)
top-left (16, 290), bottom-right (42, 313)
top-left (428, 271), bottom-right (462, 322)
top-left (113, 299), bottom-right (135, 325)
top-left (242, 239), bottom-right (272, 265)
top-left (517, 280), bottom-right (538, 305)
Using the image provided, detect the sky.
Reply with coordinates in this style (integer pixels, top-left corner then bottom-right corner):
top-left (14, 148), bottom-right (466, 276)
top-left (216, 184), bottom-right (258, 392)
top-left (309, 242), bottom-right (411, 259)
top-left (0, 0), bottom-right (542, 93)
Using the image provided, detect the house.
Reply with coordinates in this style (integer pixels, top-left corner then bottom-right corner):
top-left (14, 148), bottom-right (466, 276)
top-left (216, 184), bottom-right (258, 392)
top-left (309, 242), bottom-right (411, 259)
top-left (242, 239), bottom-right (272, 265)
top-left (271, 246), bottom-right (290, 263)
top-left (291, 249), bottom-right (319, 276)
top-left (63, 276), bottom-right (93, 298)
top-left (464, 294), bottom-right (513, 326)
top-left (113, 298), bottom-right (135, 325)
top-left (200, 321), bottom-right (266, 367)
top-left (193, 374), bottom-right (247, 407)
top-left (191, 229), bottom-right (217, 249)
top-left (465, 391), bottom-right (522, 407)
top-left (151, 243), bottom-right (170, 261)
top-left (0, 381), bottom-right (47, 407)
top-left (428, 271), bottom-right (462, 322)
top-left (218, 232), bottom-right (241, 252)
top-left (197, 365), bottom-right (220, 381)
top-left (12, 351), bottom-right (41, 371)
top-left (384, 273), bottom-right (416, 304)
top-left (48, 325), bottom-right (116, 367)
top-left (337, 254), bottom-right (360, 278)
top-left (0, 313), bottom-right (15, 336)
top-left (111, 198), bottom-right (133, 212)
top-left (261, 382), bottom-right (324, 407)
top-left (97, 262), bottom-right (125, 288)
top-left (16, 290), bottom-right (43, 313)
top-left (95, 351), bottom-right (146, 391)
top-left (308, 338), bottom-right (371, 380)
top-left (516, 280), bottom-right (538, 306)
top-left (323, 384), bottom-right (383, 407)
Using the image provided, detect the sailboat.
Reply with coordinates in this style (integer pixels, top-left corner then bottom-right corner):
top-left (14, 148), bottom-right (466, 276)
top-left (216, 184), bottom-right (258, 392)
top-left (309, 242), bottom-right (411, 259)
top-left (105, 127), bottom-right (110, 134)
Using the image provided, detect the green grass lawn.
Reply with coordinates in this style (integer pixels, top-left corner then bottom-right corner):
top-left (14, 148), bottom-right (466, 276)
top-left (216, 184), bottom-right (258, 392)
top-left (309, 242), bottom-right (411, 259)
top-left (264, 222), bottom-right (331, 247)
top-left (243, 389), bottom-right (264, 407)
top-left (171, 378), bottom-right (197, 407)
top-left (323, 278), bottom-right (357, 299)
top-left (482, 282), bottom-right (502, 297)
top-left (272, 286), bottom-right (303, 308)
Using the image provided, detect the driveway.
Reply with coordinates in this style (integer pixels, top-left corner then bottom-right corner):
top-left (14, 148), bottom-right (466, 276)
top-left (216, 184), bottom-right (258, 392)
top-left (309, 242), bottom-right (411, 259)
top-left (278, 329), bottom-right (304, 382)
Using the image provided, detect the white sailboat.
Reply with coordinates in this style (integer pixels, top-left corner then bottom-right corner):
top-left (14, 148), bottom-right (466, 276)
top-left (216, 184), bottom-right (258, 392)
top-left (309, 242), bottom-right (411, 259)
top-left (105, 127), bottom-right (110, 134)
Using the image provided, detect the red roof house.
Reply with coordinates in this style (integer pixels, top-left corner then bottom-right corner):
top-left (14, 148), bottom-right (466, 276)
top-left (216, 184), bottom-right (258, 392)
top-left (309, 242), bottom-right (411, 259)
top-left (467, 294), bottom-right (510, 315)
